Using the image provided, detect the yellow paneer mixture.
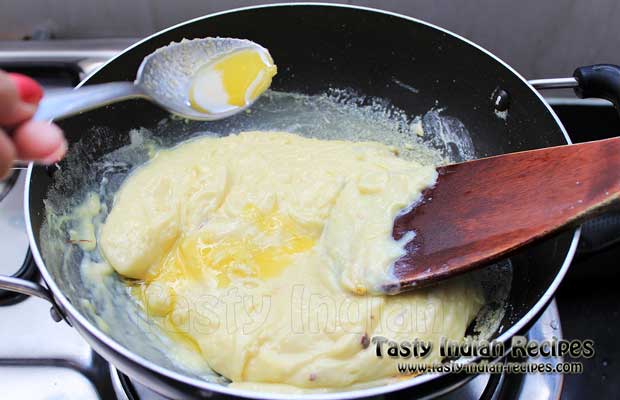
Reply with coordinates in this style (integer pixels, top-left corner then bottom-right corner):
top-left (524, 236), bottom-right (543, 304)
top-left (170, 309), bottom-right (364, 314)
top-left (100, 131), bottom-right (483, 391)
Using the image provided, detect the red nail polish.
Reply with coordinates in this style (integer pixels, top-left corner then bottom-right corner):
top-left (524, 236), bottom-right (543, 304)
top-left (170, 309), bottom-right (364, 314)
top-left (8, 73), bottom-right (44, 104)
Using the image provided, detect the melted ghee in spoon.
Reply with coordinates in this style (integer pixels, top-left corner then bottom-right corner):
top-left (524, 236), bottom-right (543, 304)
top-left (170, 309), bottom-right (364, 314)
top-left (189, 48), bottom-right (277, 114)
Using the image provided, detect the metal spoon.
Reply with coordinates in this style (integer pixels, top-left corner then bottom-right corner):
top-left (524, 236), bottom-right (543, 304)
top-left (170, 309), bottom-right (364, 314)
top-left (7, 38), bottom-right (272, 170)
top-left (33, 37), bottom-right (272, 122)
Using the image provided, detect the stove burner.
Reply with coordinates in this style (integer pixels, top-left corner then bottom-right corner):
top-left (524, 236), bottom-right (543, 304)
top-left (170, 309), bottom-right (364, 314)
top-left (110, 366), bottom-right (505, 400)
top-left (108, 350), bottom-right (549, 400)
top-left (111, 366), bottom-right (167, 400)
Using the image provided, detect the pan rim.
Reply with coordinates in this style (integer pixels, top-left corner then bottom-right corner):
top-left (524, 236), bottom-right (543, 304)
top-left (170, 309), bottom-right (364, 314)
top-left (24, 2), bottom-right (580, 399)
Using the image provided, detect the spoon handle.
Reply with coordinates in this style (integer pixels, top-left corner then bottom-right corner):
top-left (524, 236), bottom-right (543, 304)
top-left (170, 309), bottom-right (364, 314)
top-left (33, 82), bottom-right (143, 122)
top-left (8, 80), bottom-right (143, 171)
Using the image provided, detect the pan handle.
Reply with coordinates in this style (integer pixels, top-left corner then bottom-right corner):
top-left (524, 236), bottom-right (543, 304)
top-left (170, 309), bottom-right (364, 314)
top-left (529, 64), bottom-right (620, 113)
top-left (0, 274), bottom-right (67, 323)
top-left (573, 64), bottom-right (620, 109)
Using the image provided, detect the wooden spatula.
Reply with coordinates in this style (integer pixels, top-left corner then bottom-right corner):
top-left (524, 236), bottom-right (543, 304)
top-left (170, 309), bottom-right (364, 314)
top-left (391, 137), bottom-right (620, 292)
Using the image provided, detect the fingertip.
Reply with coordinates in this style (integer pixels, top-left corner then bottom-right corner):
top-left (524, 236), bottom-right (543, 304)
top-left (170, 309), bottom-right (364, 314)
top-left (13, 121), bottom-right (67, 162)
top-left (40, 138), bottom-right (68, 164)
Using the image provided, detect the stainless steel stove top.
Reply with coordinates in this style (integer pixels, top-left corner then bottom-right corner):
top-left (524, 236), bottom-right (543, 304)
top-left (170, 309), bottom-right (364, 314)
top-left (0, 173), bottom-right (110, 399)
top-left (0, 39), bottom-right (571, 400)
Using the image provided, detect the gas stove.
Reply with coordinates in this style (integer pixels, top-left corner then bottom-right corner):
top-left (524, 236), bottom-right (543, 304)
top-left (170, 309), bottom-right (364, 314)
top-left (0, 40), bottom-right (618, 400)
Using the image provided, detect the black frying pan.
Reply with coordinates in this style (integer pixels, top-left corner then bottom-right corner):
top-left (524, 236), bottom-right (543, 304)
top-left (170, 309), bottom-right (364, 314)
top-left (3, 4), bottom-right (619, 399)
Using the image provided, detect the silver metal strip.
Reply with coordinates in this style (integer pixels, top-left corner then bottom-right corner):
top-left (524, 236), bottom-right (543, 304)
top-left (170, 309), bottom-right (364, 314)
top-left (545, 97), bottom-right (614, 107)
top-left (0, 39), bottom-right (138, 78)
top-left (0, 39), bottom-right (137, 62)
top-left (529, 77), bottom-right (579, 90)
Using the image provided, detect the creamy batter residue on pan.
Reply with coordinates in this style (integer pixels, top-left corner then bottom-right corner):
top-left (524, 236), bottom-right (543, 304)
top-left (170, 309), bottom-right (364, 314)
top-left (96, 130), bottom-right (484, 392)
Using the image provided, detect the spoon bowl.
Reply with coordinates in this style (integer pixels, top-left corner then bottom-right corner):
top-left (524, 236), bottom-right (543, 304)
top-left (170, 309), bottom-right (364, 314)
top-left (137, 38), bottom-right (271, 120)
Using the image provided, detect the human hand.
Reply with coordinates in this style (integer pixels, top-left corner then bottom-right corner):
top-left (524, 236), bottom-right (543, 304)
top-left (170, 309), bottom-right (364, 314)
top-left (0, 70), bottom-right (67, 179)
